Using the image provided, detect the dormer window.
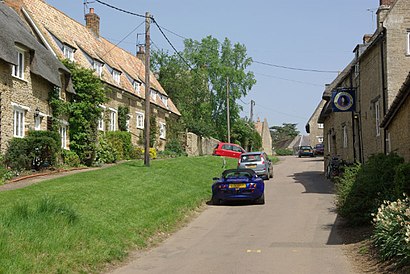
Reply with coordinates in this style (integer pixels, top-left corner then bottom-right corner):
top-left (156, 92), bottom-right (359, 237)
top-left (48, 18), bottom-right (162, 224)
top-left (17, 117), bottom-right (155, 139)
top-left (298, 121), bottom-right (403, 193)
top-left (63, 45), bottom-right (75, 61)
top-left (133, 81), bottom-right (141, 93)
top-left (160, 94), bottom-right (168, 108)
top-left (150, 90), bottom-right (156, 101)
top-left (12, 48), bottom-right (25, 79)
top-left (112, 70), bottom-right (121, 84)
top-left (93, 60), bottom-right (103, 77)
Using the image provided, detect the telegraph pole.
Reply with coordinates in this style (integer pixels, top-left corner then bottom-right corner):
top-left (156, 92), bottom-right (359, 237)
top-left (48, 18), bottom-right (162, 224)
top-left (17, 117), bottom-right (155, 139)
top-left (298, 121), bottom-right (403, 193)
top-left (144, 12), bottom-right (151, 167)
top-left (226, 77), bottom-right (230, 143)
top-left (250, 100), bottom-right (255, 122)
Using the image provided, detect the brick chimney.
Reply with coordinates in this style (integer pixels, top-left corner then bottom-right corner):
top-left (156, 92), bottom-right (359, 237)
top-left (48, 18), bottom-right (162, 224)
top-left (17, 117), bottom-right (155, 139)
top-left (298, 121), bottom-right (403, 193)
top-left (136, 45), bottom-right (145, 61)
top-left (85, 8), bottom-right (100, 37)
top-left (363, 34), bottom-right (372, 44)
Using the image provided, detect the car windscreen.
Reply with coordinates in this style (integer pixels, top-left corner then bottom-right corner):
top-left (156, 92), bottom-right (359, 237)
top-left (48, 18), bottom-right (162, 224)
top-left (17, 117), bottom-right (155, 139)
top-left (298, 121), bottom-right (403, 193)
top-left (240, 154), bottom-right (261, 162)
top-left (223, 171), bottom-right (252, 179)
top-left (300, 146), bottom-right (312, 150)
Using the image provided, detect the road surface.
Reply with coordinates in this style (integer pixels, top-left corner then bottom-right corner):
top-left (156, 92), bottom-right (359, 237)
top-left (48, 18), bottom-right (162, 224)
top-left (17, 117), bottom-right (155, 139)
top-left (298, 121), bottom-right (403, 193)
top-left (110, 156), bottom-right (357, 274)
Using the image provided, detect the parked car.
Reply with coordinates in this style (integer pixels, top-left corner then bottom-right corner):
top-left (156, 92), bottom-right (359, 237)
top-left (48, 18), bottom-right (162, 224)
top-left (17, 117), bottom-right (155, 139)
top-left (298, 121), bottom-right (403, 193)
top-left (237, 151), bottom-right (273, 180)
top-left (298, 146), bottom-right (315, 157)
top-left (313, 143), bottom-right (324, 156)
top-left (211, 169), bottom-right (265, 205)
top-left (213, 142), bottom-right (246, 159)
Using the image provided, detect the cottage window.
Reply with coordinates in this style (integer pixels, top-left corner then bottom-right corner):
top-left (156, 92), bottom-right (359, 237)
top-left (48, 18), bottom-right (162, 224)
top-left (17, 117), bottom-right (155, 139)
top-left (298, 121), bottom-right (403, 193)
top-left (60, 123), bottom-right (68, 149)
top-left (136, 112), bottom-right (144, 129)
top-left (150, 90), bottom-right (156, 102)
top-left (98, 111), bottom-right (104, 131)
top-left (109, 108), bottom-right (117, 131)
top-left (318, 123), bottom-right (324, 129)
top-left (63, 45), bottom-right (75, 61)
top-left (159, 122), bottom-right (166, 139)
top-left (317, 136), bottom-right (324, 143)
top-left (160, 95), bottom-right (168, 108)
top-left (93, 60), bottom-right (103, 77)
top-left (112, 70), bottom-right (121, 84)
top-left (13, 108), bottom-right (25, 138)
top-left (34, 116), bottom-right (41, 130)
top-left (126, 114), bottom-right (132, 132)
top-left (343, 126), bottom-right (348, 148)
top-left (407, 31), bottom-right (410, 55)
top-left (375, 101), bottom-right (380, 136)
top-left (133, 81), bottom-right (141, 94)
top-left (12, 48), bottom-right (24, 79)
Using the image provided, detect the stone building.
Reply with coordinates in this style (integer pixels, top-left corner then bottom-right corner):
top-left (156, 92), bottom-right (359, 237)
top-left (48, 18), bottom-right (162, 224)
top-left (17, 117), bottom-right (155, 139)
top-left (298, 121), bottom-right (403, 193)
top-left (305, 99), bottom-right (325, 147)
top-left (254, 118), bottom-right (273, 155)
top-left (317, 0), bottom-right (410, 167)
top-left (0, 2), bottom-right (74, 153)
top-left (5, 0), bottom-right (180, 151)
top-left (380, 72), bottom-right (410, 161)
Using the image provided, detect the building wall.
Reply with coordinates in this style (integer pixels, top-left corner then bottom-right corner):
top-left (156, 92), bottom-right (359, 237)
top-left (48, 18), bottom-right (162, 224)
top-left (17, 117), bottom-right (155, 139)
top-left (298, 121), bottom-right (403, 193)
top-left (384, 0), bottom-right (410, 108)
top-left (358, 41), bottom-right (385, 161)
top-left (184, 132), bottom-right (219, 157)
top-left (386, 94), bottom-right (410, 161)
top-left (308, 100), bottom-right (325, 147)
top-left (0, 58), bottom-right (54, 154)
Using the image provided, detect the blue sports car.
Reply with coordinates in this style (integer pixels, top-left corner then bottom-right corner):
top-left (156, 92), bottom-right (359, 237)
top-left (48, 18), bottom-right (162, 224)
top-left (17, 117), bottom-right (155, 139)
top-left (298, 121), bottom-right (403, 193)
top-left (211, 169), bottom-right (265, 205)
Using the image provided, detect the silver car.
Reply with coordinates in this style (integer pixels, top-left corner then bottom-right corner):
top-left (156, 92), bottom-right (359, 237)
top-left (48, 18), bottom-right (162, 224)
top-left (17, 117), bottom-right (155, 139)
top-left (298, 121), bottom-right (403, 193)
top-left (237, 152), bottom-right (273, 180)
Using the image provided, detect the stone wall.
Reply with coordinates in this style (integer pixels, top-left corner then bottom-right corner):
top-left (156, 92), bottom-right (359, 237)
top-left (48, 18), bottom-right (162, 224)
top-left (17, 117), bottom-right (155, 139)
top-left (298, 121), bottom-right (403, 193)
top-left (184, 132), bottom-right (219, 157)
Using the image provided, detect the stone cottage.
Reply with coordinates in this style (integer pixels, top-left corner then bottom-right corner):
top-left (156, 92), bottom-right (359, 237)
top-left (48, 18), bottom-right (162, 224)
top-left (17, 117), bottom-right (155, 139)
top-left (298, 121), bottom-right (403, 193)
top-left (0, 2), bottom-right (74, 153)
top-left (5, 0), bottom-right (181, 151)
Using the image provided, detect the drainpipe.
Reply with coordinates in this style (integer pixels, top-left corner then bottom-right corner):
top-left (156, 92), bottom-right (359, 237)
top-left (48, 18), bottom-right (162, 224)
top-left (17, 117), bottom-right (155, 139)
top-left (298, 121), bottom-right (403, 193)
top-left (380, 29), bottom-right (387, 154)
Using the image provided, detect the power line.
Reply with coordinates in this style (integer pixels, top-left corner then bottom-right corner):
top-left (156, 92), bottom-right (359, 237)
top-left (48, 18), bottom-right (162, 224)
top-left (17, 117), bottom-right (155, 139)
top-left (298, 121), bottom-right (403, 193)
top-left (253, 60), bottom-right (339, 74)
top-left (160, 26), bottom-right (188, 40)
top-left (94, 0), bottom-right (146, 18)
top-left (102, 20), bottom-right (145, 57)
top-left (254, 72), bottom-right (323, 87)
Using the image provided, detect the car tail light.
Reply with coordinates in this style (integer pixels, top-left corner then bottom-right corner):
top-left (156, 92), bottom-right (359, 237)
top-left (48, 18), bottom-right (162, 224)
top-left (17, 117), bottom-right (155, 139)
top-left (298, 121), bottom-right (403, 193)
top-left (261, 156), bottom-right (265, 165)
top-left (249, 183), bottom-right (257, 188)
top-left (218, 184), bottom-right (228, 189)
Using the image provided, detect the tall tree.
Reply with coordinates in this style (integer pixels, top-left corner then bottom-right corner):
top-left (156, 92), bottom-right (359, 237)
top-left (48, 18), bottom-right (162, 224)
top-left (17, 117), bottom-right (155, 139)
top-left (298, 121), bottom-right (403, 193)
top-left (270, 123), bottom-right (300, 144)
top-left (151, 36), bottom-right (256, 141)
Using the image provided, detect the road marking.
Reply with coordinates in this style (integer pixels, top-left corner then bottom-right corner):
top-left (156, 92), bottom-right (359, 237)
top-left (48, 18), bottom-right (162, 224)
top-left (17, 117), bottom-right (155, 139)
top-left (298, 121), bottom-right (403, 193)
top-left (246, 249), bottom-right (262, 253)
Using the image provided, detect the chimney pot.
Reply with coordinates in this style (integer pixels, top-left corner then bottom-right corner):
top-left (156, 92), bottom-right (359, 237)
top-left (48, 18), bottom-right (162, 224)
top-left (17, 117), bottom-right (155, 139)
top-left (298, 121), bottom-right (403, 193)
top-left (90, 8), bottom-right (94, 14)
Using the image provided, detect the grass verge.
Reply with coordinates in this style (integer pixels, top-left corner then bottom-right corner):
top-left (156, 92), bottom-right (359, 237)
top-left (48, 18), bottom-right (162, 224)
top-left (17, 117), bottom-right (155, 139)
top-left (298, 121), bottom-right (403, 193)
top-left (0, 156), bottom-right (236, 273)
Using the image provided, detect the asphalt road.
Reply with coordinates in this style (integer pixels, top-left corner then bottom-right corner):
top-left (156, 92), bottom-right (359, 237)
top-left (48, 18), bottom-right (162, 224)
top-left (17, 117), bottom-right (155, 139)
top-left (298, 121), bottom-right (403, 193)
top-left (110, 156), bottom-right (357, 274)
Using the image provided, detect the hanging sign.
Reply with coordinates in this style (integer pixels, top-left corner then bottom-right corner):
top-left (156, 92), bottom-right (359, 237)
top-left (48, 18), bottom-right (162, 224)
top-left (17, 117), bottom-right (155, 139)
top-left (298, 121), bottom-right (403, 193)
top-left (331, 88), bottom-right (356, 112)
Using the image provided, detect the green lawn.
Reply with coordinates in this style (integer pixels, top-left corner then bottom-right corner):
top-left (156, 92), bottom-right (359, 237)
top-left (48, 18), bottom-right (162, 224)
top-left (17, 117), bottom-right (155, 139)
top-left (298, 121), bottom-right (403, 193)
top-left (0, 156), bottom-right (238, 273)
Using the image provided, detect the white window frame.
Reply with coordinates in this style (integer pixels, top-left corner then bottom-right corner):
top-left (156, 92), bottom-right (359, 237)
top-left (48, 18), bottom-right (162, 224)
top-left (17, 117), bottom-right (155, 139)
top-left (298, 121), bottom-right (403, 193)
top-left (126, 114), bottom-right (132, 132)
top-left (13, 108), bottom-right (26, 138)
top-left (375, 101), bottom-right (381, 136)
top-left (63, 45), bottom-right (74, 61)
top-left (12, 48), bottom-right (25, 79)
top-left (318, 123), bottom-right (324, 129)
top-left (109, 108), bottom-right (117, 131)
top-left (159, 122), bottom-right (166, 139)
top-left (112, 70), bottom-right (121, 84)
top-left (60, 123), bottom-right (68, 149)
top-left (133, 81), bottom-right (141, 94)
top-left (343, 125), bottom-right (348, 148)
top-left (136, 112), bottom-right (144, 129)
top-left (160, 94), bottom-right (168, 108)
top-left (34, 112), bottom-right (46, 131)
top-left (93, 60), bottom-right (103, 77)
top-left (98, 111), bottom-right (105, 131)
top-left (317, 136), bottom-right (324, 143)
top-left (407, 31), bottom-right (410, 55)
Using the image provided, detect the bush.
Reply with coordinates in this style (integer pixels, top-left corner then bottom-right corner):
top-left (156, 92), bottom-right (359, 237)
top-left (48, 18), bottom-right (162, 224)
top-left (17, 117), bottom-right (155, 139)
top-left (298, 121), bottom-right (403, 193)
top-left (105, 131), bottom-right (133, 160)
top-left (149, 148), bottom-right (157, 159)
top-left (61, 150), bottom-right (81, 167)
top-left (164, 139), bottom-right (187, 157)
top-left (129, 146), bottom-right (144, 160)
top-left (338, 153), bottom-right (404, 225)
top-left (95, 134), bottom-right (117, 165)
top-left (26, 131), bottom-right (59, 170)
top-left (4, 138), bottom-right (30, 171)
top-left (372, 195), bottom-right (410, 266)
top-left (274, 148), bottom-right (293, 156)
top-left (395, 162), bottom-right (410, 196)
top-left (335, 163), bottom-right (361, 213)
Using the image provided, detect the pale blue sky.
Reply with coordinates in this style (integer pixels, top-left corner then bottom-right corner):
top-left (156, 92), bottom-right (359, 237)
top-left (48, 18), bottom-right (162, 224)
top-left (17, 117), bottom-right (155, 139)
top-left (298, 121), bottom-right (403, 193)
top-left (46, 0), bottom-right (378, 133)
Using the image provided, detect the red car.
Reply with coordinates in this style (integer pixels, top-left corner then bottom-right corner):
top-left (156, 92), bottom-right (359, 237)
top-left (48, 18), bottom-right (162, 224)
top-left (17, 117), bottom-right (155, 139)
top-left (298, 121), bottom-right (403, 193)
top-left (213, 142), bottom-right (246, 159)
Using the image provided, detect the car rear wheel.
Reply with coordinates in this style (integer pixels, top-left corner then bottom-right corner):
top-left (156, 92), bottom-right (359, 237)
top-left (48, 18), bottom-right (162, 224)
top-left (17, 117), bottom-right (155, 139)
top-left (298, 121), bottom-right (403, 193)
top-left (269, 168), bottom-right (273, 178)
top-left (211, 196), bottom-right (221, 205)
top-left (256, 193), bottom-right (265, 204)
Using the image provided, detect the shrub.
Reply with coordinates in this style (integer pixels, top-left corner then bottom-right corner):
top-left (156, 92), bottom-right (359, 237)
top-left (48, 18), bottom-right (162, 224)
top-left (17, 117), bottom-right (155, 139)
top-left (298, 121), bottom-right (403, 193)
top-left (395, 162), bottom-right (410, 196)
top-left (61, 150), bottom-right (81, 167)
top-left (4, 138), bottom-right (30, 171)
top-left (129, 146), bottom-right (144, 160)
top-left (275, 148), bottom-right (293, 156)
top-left (164, 139), bottom-right (186, 157)
top-left (95, 134), bottom-right (117, 165)
top-left (105, 131), bottom-right (133, 160)
top-left (335, 163), bottom-right (361, 213)
top-left (372, 195), bottom-right (410, 266)
top-left (149, 148), bottom-right (157, 159)
top-left (26, 131), bottom-right (59, 170)
top-left (338, 153), bottom-right (404, 225)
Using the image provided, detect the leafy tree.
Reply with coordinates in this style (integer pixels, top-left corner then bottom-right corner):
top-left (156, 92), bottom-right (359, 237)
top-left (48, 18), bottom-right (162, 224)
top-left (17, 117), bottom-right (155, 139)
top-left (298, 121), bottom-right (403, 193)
top-left (151, 36), bottom-right (256, 142)
top-left (231, 118), bottom-right (262, 151)
top-left (270, 123), bottom-right (300, 144)
top-left (62, 60), bottom-right (107, 166)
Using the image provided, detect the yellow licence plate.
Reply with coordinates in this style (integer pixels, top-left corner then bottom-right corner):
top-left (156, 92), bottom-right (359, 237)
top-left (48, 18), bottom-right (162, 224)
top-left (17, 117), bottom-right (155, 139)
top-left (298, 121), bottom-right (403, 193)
top-left (229, 184), bottom-right (247, 189)
top-left (246, 165), bottom-right (257, 168)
